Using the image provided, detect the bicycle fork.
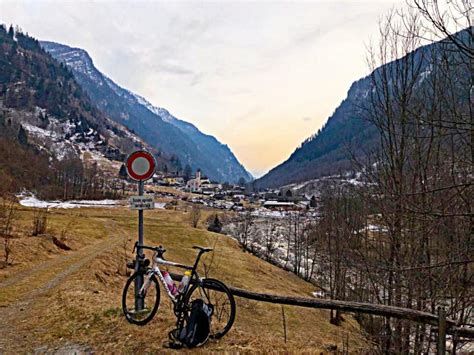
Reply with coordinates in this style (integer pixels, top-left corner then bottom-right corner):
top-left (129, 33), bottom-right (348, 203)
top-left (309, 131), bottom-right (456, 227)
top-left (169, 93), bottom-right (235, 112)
top-left (139, 271), bottom-right (153, 296)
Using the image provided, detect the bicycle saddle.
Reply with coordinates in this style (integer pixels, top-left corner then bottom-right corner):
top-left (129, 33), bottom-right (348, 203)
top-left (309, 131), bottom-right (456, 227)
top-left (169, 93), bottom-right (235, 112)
top-left (192, 245), bottom-right (213, 253)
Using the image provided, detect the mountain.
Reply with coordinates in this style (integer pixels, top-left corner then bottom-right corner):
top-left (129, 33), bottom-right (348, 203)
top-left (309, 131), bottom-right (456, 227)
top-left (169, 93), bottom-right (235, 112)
top-left (255, 76), bottom-right (377, 188)
top-left (0, 25), bottom-right (150, 197)
top-left (40, 41), bottom-right (252, 183)
top-left (255, 29), bottom-right (470, 189)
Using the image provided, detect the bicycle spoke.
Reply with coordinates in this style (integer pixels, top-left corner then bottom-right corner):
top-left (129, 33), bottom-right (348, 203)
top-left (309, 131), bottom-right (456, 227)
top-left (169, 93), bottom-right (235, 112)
top-left (123, 272), bottom-right (160, 324)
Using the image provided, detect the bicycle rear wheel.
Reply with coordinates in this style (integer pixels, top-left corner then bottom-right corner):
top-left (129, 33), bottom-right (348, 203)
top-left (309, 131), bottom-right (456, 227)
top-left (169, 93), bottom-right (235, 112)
top-left (185, 278), bottom-right (236, 338)
top-left (122, 271), bottom-right (160, 325)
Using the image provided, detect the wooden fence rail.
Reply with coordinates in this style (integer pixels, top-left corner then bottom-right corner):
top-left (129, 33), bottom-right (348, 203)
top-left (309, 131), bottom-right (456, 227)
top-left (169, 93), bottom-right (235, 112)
top-left (225, 285), bottom-right (474, 339)
top-left (170, 272), bottom-right (474, 342)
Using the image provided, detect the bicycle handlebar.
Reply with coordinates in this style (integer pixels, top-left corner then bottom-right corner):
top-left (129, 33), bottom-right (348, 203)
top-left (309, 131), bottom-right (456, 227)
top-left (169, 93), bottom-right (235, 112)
top-left (133, 242), bottom-right (166, 256)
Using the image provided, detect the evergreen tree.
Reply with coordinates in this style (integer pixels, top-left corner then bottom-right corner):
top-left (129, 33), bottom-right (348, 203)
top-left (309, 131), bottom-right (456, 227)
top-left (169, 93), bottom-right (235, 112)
top-left (183, 164), bottom-right (192, 181)
top-left (175, 158), bottom-right (182, 172)
top-left (18, 125), bottom-right (28, 145)
top-left (119, 164), bottom-right (128, 179)
top-left (7, 25), bottom-right (14, 38)
top-left (207, 214), bottom-right (222, 233)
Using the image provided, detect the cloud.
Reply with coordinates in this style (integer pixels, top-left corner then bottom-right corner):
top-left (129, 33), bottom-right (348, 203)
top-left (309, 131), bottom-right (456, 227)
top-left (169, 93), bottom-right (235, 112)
top-left (153, 61), bottom-right (195, 76)
top-left (0, 0), bottom-right (404, 174)
top-left (190, 73), bottom-right (204, 87)
top-left (292, 26), bottom-right (332, 47)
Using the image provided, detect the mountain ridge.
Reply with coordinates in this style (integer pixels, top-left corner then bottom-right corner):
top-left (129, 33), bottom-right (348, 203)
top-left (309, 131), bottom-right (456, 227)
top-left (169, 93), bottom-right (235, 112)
top-left (41, 41), bottom-right (252, 183)
top-left (0, 25), bottom-right (154, 197)
top-left (255, 74), bottom-right (376, 188)
top-left (254, 29), bottom-right (470, 189)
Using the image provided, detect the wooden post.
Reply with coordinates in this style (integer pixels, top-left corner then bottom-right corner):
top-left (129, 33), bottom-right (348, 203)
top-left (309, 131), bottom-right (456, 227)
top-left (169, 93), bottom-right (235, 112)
top-left (437, 307), bottom-right (446, 355)
top-left (281, 305), bottom-right (287, 343)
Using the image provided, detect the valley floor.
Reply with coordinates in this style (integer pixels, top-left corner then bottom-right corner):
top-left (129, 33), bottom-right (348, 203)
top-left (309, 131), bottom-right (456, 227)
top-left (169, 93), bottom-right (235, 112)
top-left (0, 203), bottom-right (369, 353)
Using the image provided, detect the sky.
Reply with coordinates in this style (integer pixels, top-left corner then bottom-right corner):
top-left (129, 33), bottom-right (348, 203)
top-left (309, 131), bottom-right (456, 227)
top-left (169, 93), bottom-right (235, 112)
top-left (0, 0), bottom-right (404, 177)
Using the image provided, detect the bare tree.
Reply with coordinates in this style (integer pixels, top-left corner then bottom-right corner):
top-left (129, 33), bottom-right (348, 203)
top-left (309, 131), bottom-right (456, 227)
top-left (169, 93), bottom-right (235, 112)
top-left (263, 218), bottom-right (277, 262)
top-left (190, 205), bottom-right (202, 228)
top-left (32, 207), bottom-right (48, 236)
top-left (344, 7), bottom-right (473, 352)
top-left (236, 210), bottom-right (254, 250)
top-left (117, 236), bottom-right (131, 276)
top-left (408, 0), bottom-right (473, 59)
top-left (0, 198), bottom-right (16, 266)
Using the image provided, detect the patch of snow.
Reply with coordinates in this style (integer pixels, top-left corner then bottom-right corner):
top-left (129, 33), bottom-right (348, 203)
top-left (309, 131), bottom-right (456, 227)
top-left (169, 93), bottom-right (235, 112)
top-left (154, 202), bottom-right (166, 209)
top-left (417, 64), bottom-right (433, 85)
top-left (131, 92), bottom-right (176, 123)
top-left (22, 123), bottom-right (58, 139)
top-left (312, 290), bottom-right (326, 298)
top-left (251, 208), bottom-right (287, 219)
top-left (366, 224), bottom-right (388, 233)
top-left (17, 193), bottom-right (120, 209)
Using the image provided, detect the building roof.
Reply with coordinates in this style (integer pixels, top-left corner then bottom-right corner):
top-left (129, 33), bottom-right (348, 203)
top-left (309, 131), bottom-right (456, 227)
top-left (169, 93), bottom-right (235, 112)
top-left (263, 201), bottom-right (295, 207)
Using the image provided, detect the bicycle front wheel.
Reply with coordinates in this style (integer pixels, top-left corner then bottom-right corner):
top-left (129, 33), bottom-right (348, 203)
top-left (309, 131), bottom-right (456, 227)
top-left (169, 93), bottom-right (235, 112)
top-left (185, 278), bottom-right (236, 338)
top-left (122, 271), bottom-right (160, 325)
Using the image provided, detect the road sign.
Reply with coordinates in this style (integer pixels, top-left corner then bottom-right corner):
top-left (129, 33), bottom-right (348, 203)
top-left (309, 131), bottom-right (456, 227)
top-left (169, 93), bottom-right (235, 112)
top-left (130, 195), bottom-right (155, 210)
top-left (124, 150), bottom-right (156, 312)
top-left (126, 150), bottom-right (156, 181)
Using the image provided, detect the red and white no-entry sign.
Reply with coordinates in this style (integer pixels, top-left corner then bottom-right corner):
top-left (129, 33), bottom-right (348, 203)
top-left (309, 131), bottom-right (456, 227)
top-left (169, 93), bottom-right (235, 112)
top-left (126, 150), bottom-right (156, 181)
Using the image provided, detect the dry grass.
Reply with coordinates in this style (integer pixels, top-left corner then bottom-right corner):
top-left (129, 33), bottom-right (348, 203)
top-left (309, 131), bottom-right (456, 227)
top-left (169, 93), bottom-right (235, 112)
top-left (0, 204), bottom-right (370, 353)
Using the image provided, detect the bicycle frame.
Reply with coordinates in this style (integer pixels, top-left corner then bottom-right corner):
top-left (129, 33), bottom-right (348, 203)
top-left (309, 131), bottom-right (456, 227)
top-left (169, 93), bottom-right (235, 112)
top-left (147, 256), bottom-right (194, 303)
top-left (138, 245), bottom-right (207, 306)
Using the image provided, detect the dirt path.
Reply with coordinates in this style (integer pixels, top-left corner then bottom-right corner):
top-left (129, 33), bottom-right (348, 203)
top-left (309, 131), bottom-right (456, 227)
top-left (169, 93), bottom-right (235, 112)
top-left (0, 219), bottom-right (127, 353)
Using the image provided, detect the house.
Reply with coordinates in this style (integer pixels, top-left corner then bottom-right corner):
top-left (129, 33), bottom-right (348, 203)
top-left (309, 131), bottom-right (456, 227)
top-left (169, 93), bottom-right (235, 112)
top-left (263, 200), bottom-right (297, 210)
top-left (164, 176), bottom-right (184, 186)
top-left (186, 170), bottom-right (202, 192)
top-left (200, 176), bottom-right (211, 185)
top-left (202, 181), bottom-right (222, 191)
top-left (152, 173), bottom-right (165, 185)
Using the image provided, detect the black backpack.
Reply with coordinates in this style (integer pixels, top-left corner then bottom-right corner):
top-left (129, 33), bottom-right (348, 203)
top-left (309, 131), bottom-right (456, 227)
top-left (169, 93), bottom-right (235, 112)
top-left (178, 299), bottom-right (213, 348)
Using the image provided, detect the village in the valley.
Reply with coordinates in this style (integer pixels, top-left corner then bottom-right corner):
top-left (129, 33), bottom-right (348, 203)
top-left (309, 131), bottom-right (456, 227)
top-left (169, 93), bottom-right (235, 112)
top-left (144, 168), bottom-right (317, 215)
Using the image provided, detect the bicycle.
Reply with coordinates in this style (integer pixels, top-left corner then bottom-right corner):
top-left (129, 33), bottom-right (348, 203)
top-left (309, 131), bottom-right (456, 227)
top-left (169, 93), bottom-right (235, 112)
top-left (122, 242), bottom-right (236, 341)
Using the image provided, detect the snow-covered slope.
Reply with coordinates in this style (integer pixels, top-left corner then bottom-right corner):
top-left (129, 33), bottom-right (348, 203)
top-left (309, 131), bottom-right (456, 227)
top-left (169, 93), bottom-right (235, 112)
top-left (0, 28), bottom-right (147, 175)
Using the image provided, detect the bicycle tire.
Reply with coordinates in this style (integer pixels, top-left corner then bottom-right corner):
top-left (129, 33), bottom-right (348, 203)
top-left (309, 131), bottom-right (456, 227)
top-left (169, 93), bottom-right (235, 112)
top-left (185, 278), bottom-right (236, 338)
top-left (122, 272), bottom-right (160, 325)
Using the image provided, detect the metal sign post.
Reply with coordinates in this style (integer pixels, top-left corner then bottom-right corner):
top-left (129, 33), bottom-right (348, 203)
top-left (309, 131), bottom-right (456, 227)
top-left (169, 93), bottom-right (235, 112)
top-left (136, 180), bottom-right (145, 310)
top-left (125, 150), bottom-right (156, 312)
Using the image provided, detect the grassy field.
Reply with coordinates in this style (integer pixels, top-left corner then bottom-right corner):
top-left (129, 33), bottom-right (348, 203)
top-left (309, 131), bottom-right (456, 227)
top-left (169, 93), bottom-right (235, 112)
top-left (0, 202), bottom-right (370, 353)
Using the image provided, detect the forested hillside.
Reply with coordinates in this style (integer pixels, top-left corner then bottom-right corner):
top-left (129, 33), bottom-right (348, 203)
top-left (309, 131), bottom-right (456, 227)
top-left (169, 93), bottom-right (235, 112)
top-left (241, 14), bottom-right (472, 352)
top-left (255, 28), bottom-right (471, 188)
top-left (41, 41), bottom-right (252, 183)
top-left (0, 25), bottom-right (148, 198)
